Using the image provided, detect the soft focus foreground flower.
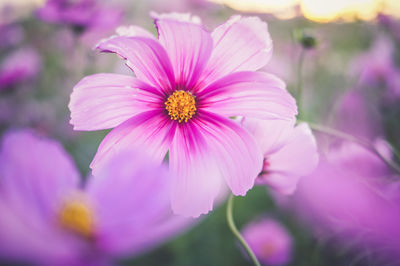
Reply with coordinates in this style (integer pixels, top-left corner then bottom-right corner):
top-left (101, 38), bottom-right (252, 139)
top-left (0, 130), bottom-right (191, 265)
top-left (242, 119), bottom-right (318, 194)
top-left (242, 218), bottom-right (292, 266)
top-left (69, 13), bottom-right (297, 217)
top-left (295, 141), bottom-right (400, 262)
top-left (0, 47), bottom-right (41, 90)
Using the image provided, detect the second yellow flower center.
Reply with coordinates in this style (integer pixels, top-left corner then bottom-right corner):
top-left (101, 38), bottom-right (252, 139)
top-left (165, 90), bottom-right (197, 123)
top-left (59, 200), bottom-right (94, 238)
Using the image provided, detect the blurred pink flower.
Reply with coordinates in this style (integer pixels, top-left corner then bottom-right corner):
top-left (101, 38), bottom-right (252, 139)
top-left (378, 14), bottom-right (400, 43)
top-left (36, 0), bottom-right (122, 47)
top-left (295, 141), bottom-right (400, 261)
top-left (0, 130), bottom-right (192, 265)
top-left (334, 89), bottom-right (382, 140)
top-left (36, 0), bottom-right (121, 30)
top-left (242, 119), bottom-right (318, 194)
top-left (351, 36), bottom-right (400, 98)
top-left (69, 13), bottom-right (297, 217)
top-left (242, 218), bottom-right (292, 266)
top-left (0, 47), bottom-right (41, 90)
top-left (0, 23), bottom-right (23, 50)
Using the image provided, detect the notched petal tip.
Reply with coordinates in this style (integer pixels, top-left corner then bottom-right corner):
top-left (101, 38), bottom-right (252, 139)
top-left (201, 14), bottom-right (273, 85)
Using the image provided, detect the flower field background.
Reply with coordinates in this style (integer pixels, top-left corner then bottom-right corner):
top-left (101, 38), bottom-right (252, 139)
top-left (1, 0), bottom-right (400, 265)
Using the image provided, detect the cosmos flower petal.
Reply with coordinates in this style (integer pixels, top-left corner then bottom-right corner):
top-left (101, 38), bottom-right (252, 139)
top-left (197, 112), bottom-right (263, 196)
top-left (199, 71), bottom-right (297, 120)
top-left (0, 132), bottom-right (81, 263)
top-left (241, 118), bottom-right (296, 155)
top-left (169, 122), bottom-right (222, 217)
top-left (155, 17), bottom-right (213, 89)
top-left (0, 130), bottom-right (80, 221)
top-left (200, 15), bottom-right (273, 86)
top-left (263, 173), bottom-right (302, 195)
top-left (87, 149), bottom-right (192, 256)
top-left (69, 73), bottom-right (163, 131)
top-left (90, 110), bottom-right (177, 175)
top-left (96, 36), bottom-right (175, 93)
top-left (0, 200), bottom-right (80, 264)
top-left (264, 123), bottom-right (319, 194)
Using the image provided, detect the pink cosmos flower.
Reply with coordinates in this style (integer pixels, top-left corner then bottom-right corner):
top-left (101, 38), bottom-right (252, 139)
top-left (0, 23), bottom-right (23, 50)
top-left (0, 47), bottom-right (41, 90)
top-left (69, 13), bottom-right (297, 217)
top-left (334, 89), bottom-right (382, 140)
top-left (242, 218), bottom-right (292, 266)
top-left (0, 130), bottom-right (192, 265)
top-left (242, 118), bottom-right (318, 194)
top-left (36, 0), bottom-right (123, 47)
top-left (350, 36), bottom-right (400, 99)
top-left (295, 141), bottom-right (400, 262)
top-left (36, 0), bottom-right (122, 30)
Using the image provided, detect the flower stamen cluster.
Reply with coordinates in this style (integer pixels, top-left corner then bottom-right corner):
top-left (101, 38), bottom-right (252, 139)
top-left (165, 90), bottom-right (196, 123)
top-left (60, 200), bottom-right (94, 238)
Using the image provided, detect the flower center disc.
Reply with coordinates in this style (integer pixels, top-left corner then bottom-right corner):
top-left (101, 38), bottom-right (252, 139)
top-left (60, 200), bottom-right (94, 238)
top-left (165, 90), bottom-right (196, 123)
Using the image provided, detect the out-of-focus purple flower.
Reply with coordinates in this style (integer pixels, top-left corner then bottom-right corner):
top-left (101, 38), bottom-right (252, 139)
top-left (69, 13), bottom-right (297, 217)
top-left (242, 218), bottom-right (292, 266)
top-left (36, 0), bottom-right (122, 46)
top-left (0, 23), bottom-right (24, 50)
top-left (334, 89), bottom-right (382, 140)
top-left (350, 36), bottom-right (400, 98)
top-left (0, 130), bottom-right (192, 265)
top-left (0, 47), bottom-right (41, 90)
top-left (295, 141), bottom-right (400, 262)
top-left (37, 0), bottom-right (121, 29)
top-left (326, 140), bottom-right (392, 179)
top-left (378, 14), bottom-right (400, 42)
top-left (242, 118), bottom-right (318, 194)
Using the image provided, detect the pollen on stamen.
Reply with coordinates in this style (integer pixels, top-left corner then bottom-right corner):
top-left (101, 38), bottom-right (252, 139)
top-left (59, 200), bottom-right (94, 238)
top-left (165, 90), bottom-right (197, 123)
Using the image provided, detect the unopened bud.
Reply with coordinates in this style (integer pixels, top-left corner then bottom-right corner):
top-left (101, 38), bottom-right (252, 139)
top-left (294, 29), bottom-right (317, 50)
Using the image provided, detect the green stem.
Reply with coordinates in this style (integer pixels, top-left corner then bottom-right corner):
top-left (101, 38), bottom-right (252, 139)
top-left (296, 48), bottom-right (306, 118)
top-left (302, 120), bottom-right (400, 175)
top-left (226, 194), bottom-right (261, 266)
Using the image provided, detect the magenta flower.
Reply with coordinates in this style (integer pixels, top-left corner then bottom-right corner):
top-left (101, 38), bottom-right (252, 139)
top-left (0, 23), bottom-right (23, 50)
top-left (0, 130), bottom-right (191, 265)
top-left (69, 13), bottom-right (297, 217)
top-left (36, 0), bottom-right (122, 30)
top-left (334, 90), bottom-right (382, 140)
top-left (242, 218), bottom-right (292, 266)
top-left (0, 47), bottom-right (41, 90)
top-left (350, 36), bottom-right (400, 98)
top-left (295, 141), bottom-right (400, 261)
top-left (242, 118), bottom-right (318, 194)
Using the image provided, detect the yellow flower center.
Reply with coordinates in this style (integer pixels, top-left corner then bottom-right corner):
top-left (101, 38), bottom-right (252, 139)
top-left (59, 200), bottom-right (94, 238)
top-left (165, 90), bottom-right (196, 123)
